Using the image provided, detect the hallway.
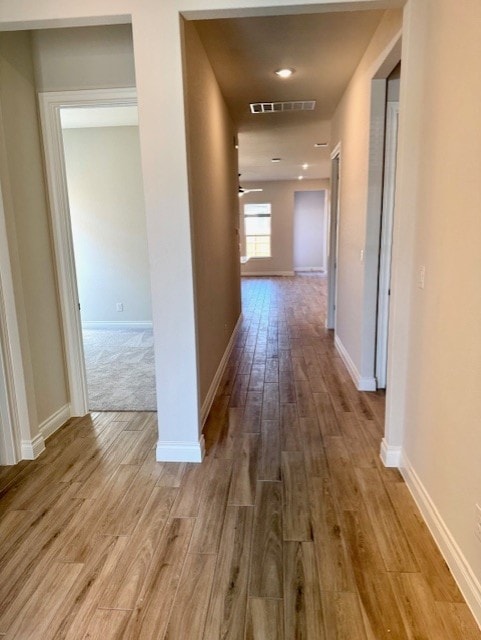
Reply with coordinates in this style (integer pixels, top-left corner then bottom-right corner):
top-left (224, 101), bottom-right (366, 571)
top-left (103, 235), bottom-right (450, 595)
top-left (0, 275), bottom-right (479, 638)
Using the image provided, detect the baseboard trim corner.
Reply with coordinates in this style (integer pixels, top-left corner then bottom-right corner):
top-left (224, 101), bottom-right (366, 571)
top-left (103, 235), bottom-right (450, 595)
top-left (201, 315), bottom-right (242, 426)
top-left (358, 377), bottom-right (377, 392)
top-left (21, 433), bottom-right (45, 460)
top-left (39, 403), bottom-right (71, 441)
top-left (334, 334), bottom-right (377, 392)
top-left (156, 434), bottom-right (205, 463)
top-left (380, 438), bottom-right (402, 467)
top-left (401, 453), bottom-right (481, 627)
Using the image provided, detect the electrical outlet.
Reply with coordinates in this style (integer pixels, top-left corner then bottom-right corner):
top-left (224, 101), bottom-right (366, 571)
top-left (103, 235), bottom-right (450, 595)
top-left (116, 302), bottom-right (124, 312)
top-left (418, 265), bottom-right (426, 289)
top-left (475, 504), bottom-right (481, 542)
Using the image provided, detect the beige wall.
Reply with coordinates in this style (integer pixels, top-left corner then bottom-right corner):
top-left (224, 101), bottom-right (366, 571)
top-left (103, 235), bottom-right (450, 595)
top-left (182, 20), bottom-right (241, 408)
top-left (63, 125), bottom-right (152, 324)
top-left (240, 179), bottom-right (329, 276)
top-left (0, 32), bottom-right (68, 428)
top-left (330, 9), bottom-right (402, 374)
top-left (31, 25), bottom-right (135, 91)
top-left (386, 0), bottom-right (481, 619)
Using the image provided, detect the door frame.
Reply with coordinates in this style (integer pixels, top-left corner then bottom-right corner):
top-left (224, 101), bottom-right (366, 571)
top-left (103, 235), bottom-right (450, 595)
top-left (0, 182), bottom-right (32, 464)
top-left (0, 325), bottom-right (18, 465)
top-left (327, 143), bottom-right (341, 330)
top-left (375, 101), bottom-right (400, 388)
top-left (355, 33), bottom-right (401, 394)
top-left (38, 87), bottom-right (137, 417)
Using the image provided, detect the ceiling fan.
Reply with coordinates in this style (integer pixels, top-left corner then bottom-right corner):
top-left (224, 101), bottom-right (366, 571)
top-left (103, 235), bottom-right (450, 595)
top-left (238, 174), bottom-right (263, 196)
top-left (239, 186), bottom-right (263, 196)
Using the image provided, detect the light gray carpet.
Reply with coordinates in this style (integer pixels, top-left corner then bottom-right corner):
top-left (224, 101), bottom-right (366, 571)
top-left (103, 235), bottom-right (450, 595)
top-left (82, 328), bottom-right (156, 411)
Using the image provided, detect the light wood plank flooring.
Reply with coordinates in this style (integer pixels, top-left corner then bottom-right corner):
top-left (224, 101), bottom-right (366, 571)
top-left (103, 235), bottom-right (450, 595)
top-left (0, 275), bottom-right (479, 639)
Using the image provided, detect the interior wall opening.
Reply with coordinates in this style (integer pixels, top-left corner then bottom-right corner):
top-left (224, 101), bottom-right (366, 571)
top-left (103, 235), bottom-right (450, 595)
top-left (60, 105), bottom-right (156, 412)
top-left (293, 190), bottom-right (327, 274)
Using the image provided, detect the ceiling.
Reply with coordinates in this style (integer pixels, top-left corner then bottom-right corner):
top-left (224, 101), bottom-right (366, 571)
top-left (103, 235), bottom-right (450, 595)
top-left (194, 10), bottom-right (385, 181)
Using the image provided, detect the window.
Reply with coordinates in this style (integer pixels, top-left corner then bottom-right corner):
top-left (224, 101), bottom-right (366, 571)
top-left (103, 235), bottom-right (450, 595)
top-left (244, 203), bottom-right (271, 258)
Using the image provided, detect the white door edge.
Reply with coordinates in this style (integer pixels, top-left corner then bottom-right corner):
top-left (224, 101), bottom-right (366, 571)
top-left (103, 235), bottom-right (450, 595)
top-left (327, 144), bottom-right (341, 330)
top-left (376, 101), bottom-right (400, 388)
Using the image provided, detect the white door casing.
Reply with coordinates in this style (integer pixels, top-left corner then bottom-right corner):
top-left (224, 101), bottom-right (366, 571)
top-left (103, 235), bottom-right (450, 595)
top-left (0, 291), bottom-right (19, 465)
top-left (0, 180), bottom-right (33, 464)
top-left (38, 88), bottom-right (137, 417)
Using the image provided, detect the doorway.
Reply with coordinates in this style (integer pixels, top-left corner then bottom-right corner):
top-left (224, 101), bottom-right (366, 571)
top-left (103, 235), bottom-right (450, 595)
top-left (61, 107), bottom-right (155, 411)
top-left (293, 190), bottom-right (327, 274)
top-left (39, 89), bottom-right (156, 415)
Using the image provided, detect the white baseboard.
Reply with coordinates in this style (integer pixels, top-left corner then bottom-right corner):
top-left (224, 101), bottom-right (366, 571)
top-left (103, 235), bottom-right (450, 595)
top-left (82, 321), bottom-right (153, 331)
top-left (39, 403), bottom-right (71, 441)
top-left (358, 377), bottom-right (377, 391)
top-left (241, 271), bottom-right (295, 277)
top-left (294, 267), bottom-right (326, 273)
top-left (201, 314), bottom-right (242, 426)
top-left (334, 334), bottom-right (377, 391)
top-left (156, 434), bottom-right (205, 463)
top-left (21, 433), bottom-right (45, 460)
top-left (401, 453), bottom-right (481, 627)
top-left (380, 438), bottom-right (402, 467)
top-left (21, 403), bottom-right (71, 460)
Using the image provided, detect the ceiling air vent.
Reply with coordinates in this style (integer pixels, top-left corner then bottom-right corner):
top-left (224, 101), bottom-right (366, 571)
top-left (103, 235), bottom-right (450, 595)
top-left (249, 100), bottom-right (316, 114)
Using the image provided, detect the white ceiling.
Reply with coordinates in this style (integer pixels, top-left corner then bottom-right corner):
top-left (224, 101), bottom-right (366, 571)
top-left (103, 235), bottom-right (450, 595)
top-left (194, 10), bottom-right (385, 181)
top-left (60, 105), bottom-right (138, 129)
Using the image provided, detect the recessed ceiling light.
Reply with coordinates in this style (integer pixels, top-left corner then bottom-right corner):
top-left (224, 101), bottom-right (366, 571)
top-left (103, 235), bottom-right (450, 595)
top-left (271, 158), bottom-right (282, 163)
top-left (302, 163), bottom-right (309, 170)
top-left (314, 142), bottom-right (328, 148)
top-left (298, 176), bottom-right (304, 181)
top-left (275, 68), bottom-right (295, 79)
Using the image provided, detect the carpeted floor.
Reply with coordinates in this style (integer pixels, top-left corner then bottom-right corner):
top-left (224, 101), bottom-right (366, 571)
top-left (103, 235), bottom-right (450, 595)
top-left (82, 328), bottom-right (156, 411)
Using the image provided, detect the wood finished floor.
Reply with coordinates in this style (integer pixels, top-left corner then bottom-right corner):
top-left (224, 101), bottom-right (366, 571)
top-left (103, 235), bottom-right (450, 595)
top-left (0, 275), bottom-right (480, 639)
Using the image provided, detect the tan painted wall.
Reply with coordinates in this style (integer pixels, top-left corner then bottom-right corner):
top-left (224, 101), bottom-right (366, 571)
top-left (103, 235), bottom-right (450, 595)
top-left (182, 20), bottom-right (241, 407)
top-left (330, 9), bottom-right (402, 372)
top-left (240, 179), bottom-right (329, 275)
top-left (31, 25), bottom-right (135, 91)
top-left (388, 0), bottom-right (481, 614)
top-left (0, 32), bottom-right (68, 427)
